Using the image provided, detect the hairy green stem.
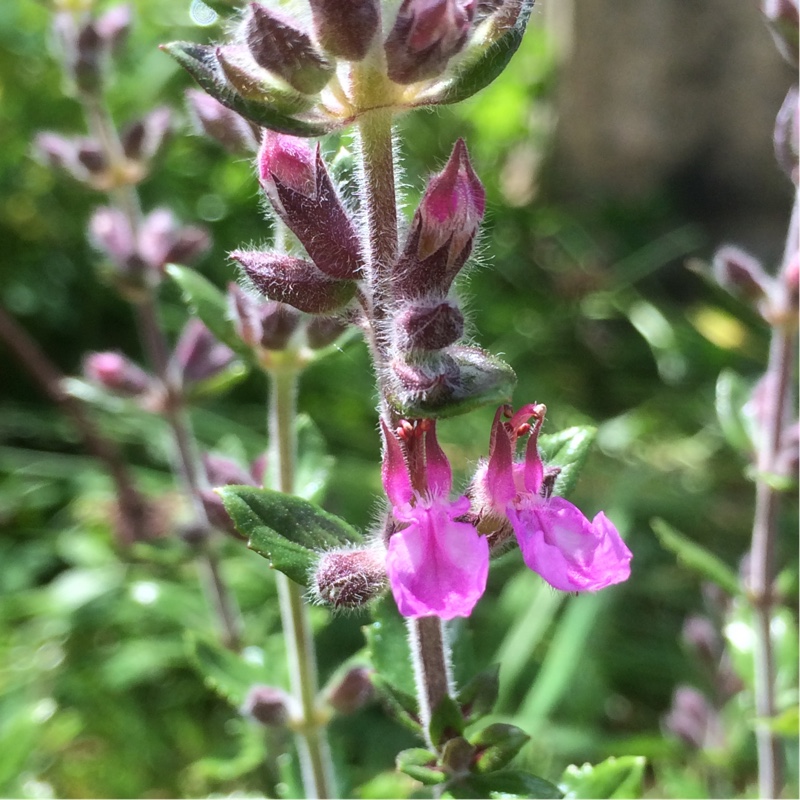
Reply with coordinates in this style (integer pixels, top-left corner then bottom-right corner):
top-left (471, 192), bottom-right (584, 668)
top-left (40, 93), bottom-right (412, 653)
top-left (268, 365), bottom-right (336, 799)
top-left (749, 190), bottom-right (798, 799)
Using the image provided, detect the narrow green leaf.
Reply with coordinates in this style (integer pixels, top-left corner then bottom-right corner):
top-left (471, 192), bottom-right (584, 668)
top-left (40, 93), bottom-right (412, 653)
top-left (364, 595), bottom-right (417, 697)
top-left (396, 748), bottom-right (446, 785)
top-left (469, 723), bottom-right (530, 773)
top-left (389, 346), bottom-right (516, 419)
top-left (166, 264), bottom-right (248, 358)
top-left (446, 770), bottom-right (564, 799)
top-left (428, 694), bottom-right (465, 748)
top-left (371, 675), bottom-right (422, 734)
top-left (457, 663), bottom-right (500, 723)
top-left (219, 485), bottom-right (362, 585)
top-left (186, 633), bottom-right (267, 707)
top-left (538, 426), bottom-right (597, 499)
top-left (422, 0), bottom-right (535, 107)
top-left (162, 41), bottom-right (333, 137)
top-left (559, 756), bottom-right (646, 799)
top-left (651, 518), bottom-right (740, 596)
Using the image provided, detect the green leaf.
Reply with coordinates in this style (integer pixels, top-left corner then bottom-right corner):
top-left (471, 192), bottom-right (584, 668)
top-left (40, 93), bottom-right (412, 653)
top-left (469, 723), bottom-right (530, 773)
top-left (162, 42), bottom-right (333, 137)
top-left (292, 414), bottom-right (335, 503)
top-left (559, 756), bottom-right (646, 799)
top-left (715, 369), bottom-right (754, 454)
top-left (396, 748), bottom-right (446, 785)
top-left (364, 596), bottom-right (417, 697)
top-left (457, 664), bottom-right (500, 723)
top-left (446, 770), bottom-right (564, 799)
top-left (651, 518), bottom-right (740, 596)
top-left (428, 694), bottom-right (465, 748)
top-left (422, 1), bottom-right (535, 107)
top-left (371, 675), bottom-right (422, 734)
top-left (389, 346), bottom-right (516, 419)
top-left (166, 264), bottom-right (248, 358)
top-left (186, 633), bottom-right (267, 707)
top-left (538, 426), bottom-right (597, 499)
top-left (219, 485), bottom-right (362, 585)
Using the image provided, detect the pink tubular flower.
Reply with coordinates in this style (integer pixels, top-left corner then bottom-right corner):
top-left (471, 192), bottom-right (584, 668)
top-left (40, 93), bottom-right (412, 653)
top-left (381, 419), bottom-right (488, 619)
top-left (475, 404), bottom-right (631, 592)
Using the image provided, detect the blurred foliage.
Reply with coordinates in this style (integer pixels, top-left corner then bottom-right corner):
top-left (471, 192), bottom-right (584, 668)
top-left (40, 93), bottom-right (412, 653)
top-left (0, 1), bottom-right (797, 798)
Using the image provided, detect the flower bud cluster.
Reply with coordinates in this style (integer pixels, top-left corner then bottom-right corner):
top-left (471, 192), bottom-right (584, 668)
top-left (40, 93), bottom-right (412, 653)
top-left (165, 1), bottom-right (533, 134)
top-left (231, 132), bottom-right (362, 319)
top-left (54, 5), bottom-right (132, 95)
top-left (89, 207), bottom-right (208, 294)
top-left (83, 321), bottom-right (235, 407)
top-left (35, 107), bottom-right (171, 191)
top-left (386, 139), bottom-right (485, 406)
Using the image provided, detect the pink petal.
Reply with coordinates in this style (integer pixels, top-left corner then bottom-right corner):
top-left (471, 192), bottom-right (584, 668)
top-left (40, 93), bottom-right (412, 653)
top-left (510, 497), bottom-right (631, 592)
top-left (380, 419), bottom-right (414, 507)
top-left (424, 421), bottom-right (452, 496)
top-left (485, 406), bottom-right (516, 507)
top-left (386, 500), bottom-right (488, 620)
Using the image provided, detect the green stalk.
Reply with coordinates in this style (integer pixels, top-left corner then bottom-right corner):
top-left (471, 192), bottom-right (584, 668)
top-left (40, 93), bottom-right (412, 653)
top-left (268, 363), bottom-right (336, 799)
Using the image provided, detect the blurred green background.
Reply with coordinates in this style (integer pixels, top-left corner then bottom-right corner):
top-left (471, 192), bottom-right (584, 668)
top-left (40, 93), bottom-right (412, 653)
top-left (0, 1), bottom-right (797, 797)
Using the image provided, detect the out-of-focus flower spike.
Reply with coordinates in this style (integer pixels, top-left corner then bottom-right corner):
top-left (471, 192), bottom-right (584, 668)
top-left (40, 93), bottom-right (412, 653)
top-left (245, 3), bottom-right (334, 95)
top-left (83, 351), bottom-right (153, 397)
top-left (712, 245), bottom-right (773, 303)
top-left (762, 0), bottom-right (799, 65)
top-left (308, 0), bottom-right (380, 61)
top-left (774, 85), bottom-right (799, 185)
top-left (95, 4), bottom-right (133, 54)
top-left (173, 319), bottom-right (236, 385)
top-left (381, 419), bottom-right (414, 507)
top-left (120, 107), bottom-right (172, 162)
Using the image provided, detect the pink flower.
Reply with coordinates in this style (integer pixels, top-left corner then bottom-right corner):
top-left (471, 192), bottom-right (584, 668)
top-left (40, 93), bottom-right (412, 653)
top-left (475, 405), bottom-right (632, 592)
top-left (381, 419), bottom-right (489, 619)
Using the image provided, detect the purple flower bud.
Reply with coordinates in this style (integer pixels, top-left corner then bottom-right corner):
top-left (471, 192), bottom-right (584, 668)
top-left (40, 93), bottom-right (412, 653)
top-left (774, 86), bottom-right (799, 185)
top-left (73, 21), bottom-right (105, 93)
top-left (308, 0), bottom-right (380, 61)
top-left (95, 4), bottom-right (133, 54)
top-left (228, 283), bottom-right (302, 351)
top-left (313, 548), bottom-right (388, 609)
top-left (305, 316), bottom-right (349, 349)
top-left (186, 89), bottom-right (260, 154)
top-left (241, 685), bottom-right (293, 727)
top-left (762, 0), bottom-right (799, 64)
top-left (232, 250), bottom-right (357, 314)
top-left (83, 351), bottom-right (153, 397)
top-left (385, 0), bottom-right (477, 84)
top-left (258, 134), bottom-right (363, 280)
top-left (76, 141), bottom-right (108, 175)
top-left (394, 139), bottom-right (484, 299)
top-left (681, 614), bottom-right (721, 667)
top-left (390, 352), bottom-right (460, 402)
top-left (137, 209), bottom-right (210, 272)
top-left (89, 206), bottom-right (139, 272)
top-left (172, 319), bottom-right (236, 385)
top-left (712, 246), bottom-right (773, 303)
top-left (245, 3), bottom-right (334, 95)
top-left (662, 686), bottom-right (724, 751)
top-left (201, 452), bottom-right (261, 538)
top-left (395, 299), bottom-right (465, 352)
top-left (120, 107), bottom-right (172, 162)
top-left (34, 132), bottom-right (77, 173)
top-left (324, 666), bottom-right (374, 714)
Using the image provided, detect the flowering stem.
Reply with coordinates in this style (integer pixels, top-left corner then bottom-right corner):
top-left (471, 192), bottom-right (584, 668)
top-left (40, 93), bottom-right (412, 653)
top-left (407, 616), bottom-right (454, 748)
top-left (748, 191), bottom-right (798, 799)
top-left (268, 363), bottom-right (336, 799)
top-left (356, 107), bottom-right (398, 362)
